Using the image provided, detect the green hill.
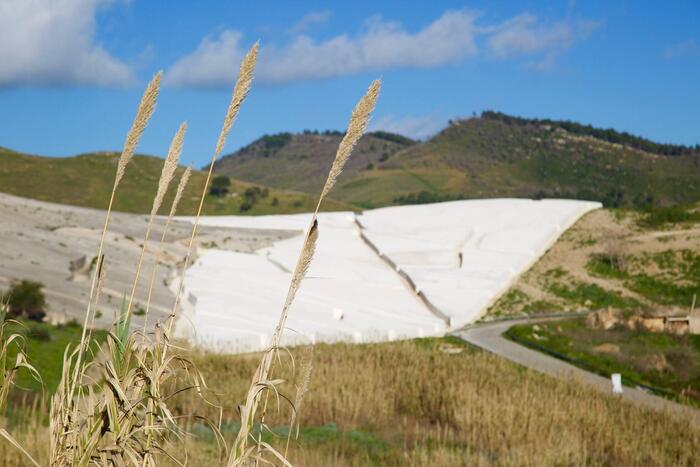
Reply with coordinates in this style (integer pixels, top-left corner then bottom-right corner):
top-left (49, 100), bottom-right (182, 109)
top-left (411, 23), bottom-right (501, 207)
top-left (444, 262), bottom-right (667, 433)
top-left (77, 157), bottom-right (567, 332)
top-left (212, 131), bottom-right (416, 200)
top-left (0, 147), bottom-right (352, 215)
top-left (4, 113), bottom-right (699, 214)
top-left (214, 114), bottom-right (700, 210)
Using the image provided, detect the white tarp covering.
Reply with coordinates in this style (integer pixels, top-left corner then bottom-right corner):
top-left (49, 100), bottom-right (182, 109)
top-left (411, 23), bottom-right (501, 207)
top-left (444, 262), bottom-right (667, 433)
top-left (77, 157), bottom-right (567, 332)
top-left (358, 199), bottom-right (601, 328)
top-left (178, 199), bottom-right (600, 352)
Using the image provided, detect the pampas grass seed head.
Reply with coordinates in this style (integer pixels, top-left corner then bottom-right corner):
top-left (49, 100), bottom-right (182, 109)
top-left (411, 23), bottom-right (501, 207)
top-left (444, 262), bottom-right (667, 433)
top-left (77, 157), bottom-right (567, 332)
top-left (318, 79), bottom-right (381, 204)
top-left (151, 122), bottom-right (186, 216)
top-left (169, 165), bottom-right (192, 218)
top-left (215, 42), bottom-right (259, 158)
top-left (116, 71), bottom-right (162, 186)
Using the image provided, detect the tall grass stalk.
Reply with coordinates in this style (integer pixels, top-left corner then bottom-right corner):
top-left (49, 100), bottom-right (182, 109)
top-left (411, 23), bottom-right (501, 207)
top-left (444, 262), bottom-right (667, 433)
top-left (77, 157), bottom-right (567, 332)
top-left (71, 72), bottom-right (162, 401)
top-left (125, 122), bottom-right (186, 323)
top-left (168, 43), bottom-right (259, 340)
top-left (0, 302), bottom-right (40, 466)
top-left (143, 166), bottom-right (193, 330)
top-left (230, 79), bottom-right (381, 465)
top-left (49, 79), bottom-right (168, 463)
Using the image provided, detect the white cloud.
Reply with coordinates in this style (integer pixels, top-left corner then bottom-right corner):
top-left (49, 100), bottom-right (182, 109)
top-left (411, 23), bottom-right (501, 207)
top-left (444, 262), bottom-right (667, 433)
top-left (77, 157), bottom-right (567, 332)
top-left (370, 113), bottom-right (445, 140)
top-left (289, 11), bottom-right (331, 34)
top-left (164, 30), bottom-right (246, 89)
top-left (485, 14), bottom-right (599, 62)
top-left (0, 0), bottom-right (133, 87)
top-left (165, 9), bottom-right (600, 88)
top-left (165, 10), bottom-right (479, 87)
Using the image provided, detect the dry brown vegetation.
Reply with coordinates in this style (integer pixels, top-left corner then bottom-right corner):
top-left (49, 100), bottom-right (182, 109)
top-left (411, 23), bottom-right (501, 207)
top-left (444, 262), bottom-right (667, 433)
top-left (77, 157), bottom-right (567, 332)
top-left (2, 338), bottom-right (699, 466)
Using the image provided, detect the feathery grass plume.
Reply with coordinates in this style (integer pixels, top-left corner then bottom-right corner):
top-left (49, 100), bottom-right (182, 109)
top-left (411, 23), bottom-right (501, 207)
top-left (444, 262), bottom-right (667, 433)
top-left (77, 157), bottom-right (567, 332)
top-left (54, 76), bottom-right (164, 462)
top-left (116, 72), bottom-right (163, 187)
top-left (216, 41), bottom-right (259, 159)
top-left (231, 79), bottom-right (380, 465)
top-left (169, 42), bottom-right (258, 335)
top-left (317, 79), bottom-right (381, 208)
top-left (168, 165), bottom-right (192, 219)
top-left (125, 122), bottom-right (186, 322)
top-left (143, 165), bottom-right (193, 327)
top-left (71, 71), bottom-right (162, 400)
top-left (281, 220), bottom-right (318, 325)
top-left (152, 122), bottom-right (187, 217)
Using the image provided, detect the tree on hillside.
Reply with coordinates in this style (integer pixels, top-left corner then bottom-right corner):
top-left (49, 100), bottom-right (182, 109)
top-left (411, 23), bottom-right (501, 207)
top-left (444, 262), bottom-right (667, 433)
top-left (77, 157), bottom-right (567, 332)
top-left (2, 279), bottom-right (47, 321)
top-left (209, 175), bottom-right (231, 197)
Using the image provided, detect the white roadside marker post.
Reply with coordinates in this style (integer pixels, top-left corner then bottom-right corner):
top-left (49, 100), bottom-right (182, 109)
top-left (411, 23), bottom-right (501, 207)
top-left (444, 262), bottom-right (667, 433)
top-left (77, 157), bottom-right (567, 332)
top-left (611, 373), bottom-right (623, 394)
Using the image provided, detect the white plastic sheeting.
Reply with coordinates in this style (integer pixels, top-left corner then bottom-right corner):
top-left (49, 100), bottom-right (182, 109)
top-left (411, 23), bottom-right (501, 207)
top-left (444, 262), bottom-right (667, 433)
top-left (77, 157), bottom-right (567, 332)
top-left (178, 212), bottom-right (445, 352)
top-left (177, 199), bottom-right (600, 352)
top-left (358, 199), bottom-right (601, 328)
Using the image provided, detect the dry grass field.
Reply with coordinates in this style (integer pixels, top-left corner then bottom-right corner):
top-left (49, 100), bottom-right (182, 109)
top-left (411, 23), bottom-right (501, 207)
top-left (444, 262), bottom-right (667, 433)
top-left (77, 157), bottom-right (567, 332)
top-left (1, 337), bottom-right (699, 466)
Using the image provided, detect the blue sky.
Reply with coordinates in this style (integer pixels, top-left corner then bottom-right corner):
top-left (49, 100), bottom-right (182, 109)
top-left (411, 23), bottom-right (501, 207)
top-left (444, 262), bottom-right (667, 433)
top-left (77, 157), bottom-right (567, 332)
top-left (0, 0), bottom-right (698, 167)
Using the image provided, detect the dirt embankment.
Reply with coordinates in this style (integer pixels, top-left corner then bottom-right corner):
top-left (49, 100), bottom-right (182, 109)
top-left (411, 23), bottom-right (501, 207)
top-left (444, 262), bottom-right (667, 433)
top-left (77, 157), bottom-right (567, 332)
top-left (487, 208), bottom-right (700, 318)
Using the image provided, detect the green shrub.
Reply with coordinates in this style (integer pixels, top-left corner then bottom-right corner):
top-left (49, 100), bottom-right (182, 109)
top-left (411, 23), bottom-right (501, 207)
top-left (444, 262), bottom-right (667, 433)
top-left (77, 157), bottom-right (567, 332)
top-left (393, 191), bottom-right (462, 205)
top-left (209, 175), bottom-right (231, 197)
top-left (2, 279), bottom-right (46, 315)
top-left (587, 255), bottom-right (628, 279)
top-left (27, 324), bottom-right (51, 342)
top-left (548, 282), bottom-right (639, 309)
top-left (639, 206), bottom-right (700, 228)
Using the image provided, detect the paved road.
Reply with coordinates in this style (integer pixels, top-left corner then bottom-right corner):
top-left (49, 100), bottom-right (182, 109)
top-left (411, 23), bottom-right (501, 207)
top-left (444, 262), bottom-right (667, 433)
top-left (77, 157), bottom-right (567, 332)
top-left (455, 317), bottom-right (700, 425)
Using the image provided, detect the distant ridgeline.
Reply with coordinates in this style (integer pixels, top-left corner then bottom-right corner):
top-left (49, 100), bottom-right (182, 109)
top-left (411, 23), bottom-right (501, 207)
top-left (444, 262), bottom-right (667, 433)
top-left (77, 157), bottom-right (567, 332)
top-left (480, 111), bottom-right (700, 157)
top-left (2, 112), bottom-right (700, 215)
top-left (214, 114), bottom-right (700, 210)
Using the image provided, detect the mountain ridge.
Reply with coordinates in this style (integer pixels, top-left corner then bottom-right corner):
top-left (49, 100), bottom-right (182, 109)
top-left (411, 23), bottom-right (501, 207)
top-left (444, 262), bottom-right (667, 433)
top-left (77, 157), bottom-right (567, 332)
top-left (3, 111), bottom-right (700, 214)
top-left (213, 112), bottom-right (700, 209)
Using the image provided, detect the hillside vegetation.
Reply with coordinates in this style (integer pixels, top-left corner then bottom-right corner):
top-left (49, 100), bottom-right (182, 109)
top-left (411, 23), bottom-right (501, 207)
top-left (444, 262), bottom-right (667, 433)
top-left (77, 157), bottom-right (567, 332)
top-left (215, 113), bottom-right (700, 209)
top-left (487, 208), bottom-right (700, 318)
top-left (212, 130), bottom-right (415, 201)
top-left (508, 317), bottom-right (700, 403)
top-left (0, 147), bottom-right (351, 215)
top-left (4, 112), bottom-right (699, 214)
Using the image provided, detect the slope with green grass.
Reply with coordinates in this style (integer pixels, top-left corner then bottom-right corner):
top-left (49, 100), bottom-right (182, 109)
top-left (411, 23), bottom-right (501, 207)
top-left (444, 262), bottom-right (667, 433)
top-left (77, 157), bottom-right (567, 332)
top-left (487, 208), bottom-right (700, 319)
top-left (5, 319), bottom-right (106, 393)
top-left (0, 147), bottom-right (352, 215)
top-left (506, 317), bottom-right (700, 403)
top-left (213, 113), bottom-right (700, 210)
top-left (213, 131), bottom-right (416, 207)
